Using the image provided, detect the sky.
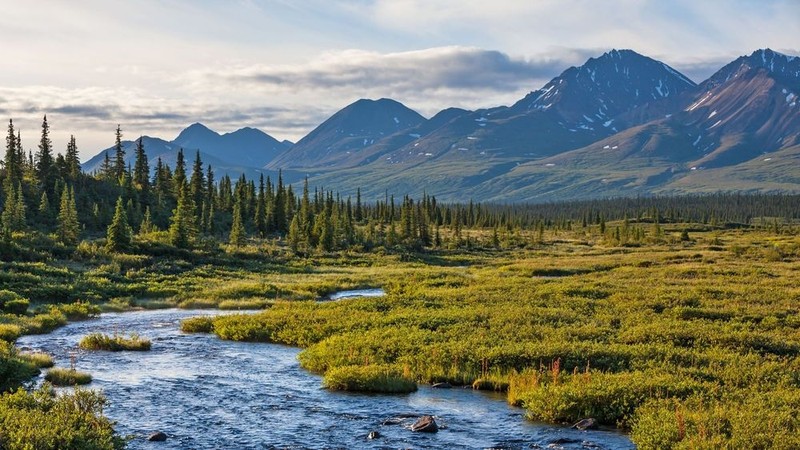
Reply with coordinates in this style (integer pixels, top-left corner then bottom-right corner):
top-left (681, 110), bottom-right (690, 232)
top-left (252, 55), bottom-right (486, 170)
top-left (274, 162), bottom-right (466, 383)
top-left (0, 0), bottom-right (797, 161)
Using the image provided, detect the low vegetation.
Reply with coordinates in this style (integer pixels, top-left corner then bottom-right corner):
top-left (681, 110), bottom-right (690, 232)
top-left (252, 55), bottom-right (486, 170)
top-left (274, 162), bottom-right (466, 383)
top-left (176, 224), bottom-right (800, 449)
top-left (79, 332), bottom-right (151, 351)
top-left (44, 368), bottom-right (93, 386)
top-left (323, 364), bottom-right (417, 393)
top-left (18, 352), bottom-right (54, 368)
top-left (0, 386), bottom-right (124, 450)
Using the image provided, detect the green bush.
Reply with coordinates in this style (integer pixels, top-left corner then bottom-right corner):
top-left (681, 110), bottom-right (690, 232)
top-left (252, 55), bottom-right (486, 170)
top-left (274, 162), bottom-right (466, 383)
top-left (323, 364), bottom-right (417, 393)
top-left (515, 370), bottom-right (704, 427)
top-left (79, 332), bottom-right (151, 351)
top-left (0, 290), bottom-right (29, 315)
top-left (0, 386), bottom-right (124, 449)
top-left (44, 368), bottom-right (93, 386)
top-left (181, 316), bottom-right (215, 333)
top-left (52, 301), bottom-right (101, 321)
top-left (631, 391), bottom-right (800, 449)
top-left (0, 324), bottom-right (21, 342)
top-left (0, 341), bottom-right (39, 392)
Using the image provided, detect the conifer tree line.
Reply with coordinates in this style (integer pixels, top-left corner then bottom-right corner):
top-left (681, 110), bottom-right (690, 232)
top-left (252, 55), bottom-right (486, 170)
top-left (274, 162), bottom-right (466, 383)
top-left (1, 117), bottom-right (799, 253)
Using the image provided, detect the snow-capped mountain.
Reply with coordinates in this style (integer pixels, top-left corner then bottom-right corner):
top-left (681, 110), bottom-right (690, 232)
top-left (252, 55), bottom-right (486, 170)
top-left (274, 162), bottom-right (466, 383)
top-left (81, 49), bottom-right (800, 202)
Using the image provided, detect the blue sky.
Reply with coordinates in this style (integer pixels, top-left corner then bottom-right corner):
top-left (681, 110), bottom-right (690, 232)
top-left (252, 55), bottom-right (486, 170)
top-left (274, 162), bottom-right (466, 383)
top-left (0, 0), bottom-right (797, 160)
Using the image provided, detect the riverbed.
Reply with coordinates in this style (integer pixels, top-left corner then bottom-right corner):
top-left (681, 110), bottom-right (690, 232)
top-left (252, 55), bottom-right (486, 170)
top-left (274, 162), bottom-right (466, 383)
top-left (18, 308), bottom-right (634, 449)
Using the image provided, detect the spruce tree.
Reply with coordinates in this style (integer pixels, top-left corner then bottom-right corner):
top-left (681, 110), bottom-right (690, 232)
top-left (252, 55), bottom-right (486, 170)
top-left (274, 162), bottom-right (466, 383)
top-left (254, 175), bottom-right (267, 238)
top-left (65, 135), bottom-right (80, 181)
top-left (189, 151), bottom-right (205, 222)
top-left (229, 199), bottom-right (246, 247)
top-left (169, 185), bottom-right (194, 248)
top-left (106, 196), bottom-right (132, 252)
top-left (132, 137), bottom-right (150, 197)
top-left (139, 207), bottom-right (154, 235)
top-left (35, 115), bottom-right (54, 194)
top-left (57, 185), bottom-right (80, 245)
top-left (113, 125), bottom-right (125, 182)
top-left (4, 120), bottom-right (21, 185)
top-left (173, 149), bottom-right (187, 198)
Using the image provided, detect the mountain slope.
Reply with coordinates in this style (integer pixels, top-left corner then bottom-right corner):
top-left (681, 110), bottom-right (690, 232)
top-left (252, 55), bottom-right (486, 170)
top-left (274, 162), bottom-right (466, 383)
top-left (267, 98), bottom-right (426, 170)
top-left (361, 49), bottom-right (698, 172)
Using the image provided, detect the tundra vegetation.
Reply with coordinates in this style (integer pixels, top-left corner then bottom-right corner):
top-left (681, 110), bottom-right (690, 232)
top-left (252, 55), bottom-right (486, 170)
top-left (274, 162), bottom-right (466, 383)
top-left (1, 119), bottom-right (800, 448)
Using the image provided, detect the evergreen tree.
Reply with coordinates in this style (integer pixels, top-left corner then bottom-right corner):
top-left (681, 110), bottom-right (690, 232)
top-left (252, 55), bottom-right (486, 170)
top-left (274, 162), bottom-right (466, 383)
top-left (169, 185), bottom-right (194, 248)
top-left (254, 175), bottom-right (267, 238)
top-left (35, 115), bottom-right (54, 194)
top-left (4, 120), bottom-right (21, 185)
top-left (65, 135), bottom-right (81, 181)
top-left (139, 207), bottom-right (155, 234)
top-left (106, 196), bottom-right (132, 252)
top-left (98, 151), bottom-right (113, 181)
top-left (287, 214), bottom-right (302, 254)
top-left (57, 185), bottom-right (80, 244)
top-left (38, 191), bottom-right (52, 225)
top-left (317, 209), bottom-right (334, 252)
top-left (173, 148), bottom-right (187, 197)
top-left (189, 151), bottom-right (205, 224)
top-left (1, 183), bottom-right (25, 232)
top-left (132, 137), bottom-right (150, 197)
top-left (229, 198), bottom-right (246, 247)
top-left (113, 125), bottom-right (125, 182)
top-left (273, 170), bottom-right (286, 232)
top-left (355, 187), bottom-right (363, 223)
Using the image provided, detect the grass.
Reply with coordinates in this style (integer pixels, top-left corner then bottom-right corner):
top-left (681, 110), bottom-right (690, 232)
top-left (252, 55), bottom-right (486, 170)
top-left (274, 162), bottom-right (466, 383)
top-left (322, 364), bottom-right (417, 393)
top-left (173, 224), bottom-right (800, 448)
top-left (44, 368), bottom-right (93, 386)
top-left (18, 352), bottom-right (54, 368)
top-left (79, 332), bottom-right (152, 351)
top-left (3, 220), bottom-right (800, 448)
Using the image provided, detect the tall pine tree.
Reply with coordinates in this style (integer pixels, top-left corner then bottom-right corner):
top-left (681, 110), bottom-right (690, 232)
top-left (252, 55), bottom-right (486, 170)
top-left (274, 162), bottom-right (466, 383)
top-left (113, 125), bottom-right (126, 182)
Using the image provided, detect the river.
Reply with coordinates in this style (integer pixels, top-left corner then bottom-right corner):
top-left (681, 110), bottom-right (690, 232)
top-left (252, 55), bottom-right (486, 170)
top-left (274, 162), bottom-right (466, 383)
top-left (17, 308), bottom-right (634, 449)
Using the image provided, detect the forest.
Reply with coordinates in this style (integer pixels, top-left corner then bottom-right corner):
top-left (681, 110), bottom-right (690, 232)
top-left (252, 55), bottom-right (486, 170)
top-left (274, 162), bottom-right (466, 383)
top-left (1, 117), bottom-right (799, 449)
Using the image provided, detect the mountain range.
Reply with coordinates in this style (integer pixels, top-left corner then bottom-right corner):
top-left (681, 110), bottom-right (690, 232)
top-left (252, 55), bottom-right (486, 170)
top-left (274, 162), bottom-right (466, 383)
top-left (84, 48), bottom-right (800, 202)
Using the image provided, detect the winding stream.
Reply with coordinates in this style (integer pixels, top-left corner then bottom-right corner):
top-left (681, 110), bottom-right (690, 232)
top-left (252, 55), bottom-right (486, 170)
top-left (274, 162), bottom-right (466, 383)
top-left (17, 308), bottom-right (634, 449)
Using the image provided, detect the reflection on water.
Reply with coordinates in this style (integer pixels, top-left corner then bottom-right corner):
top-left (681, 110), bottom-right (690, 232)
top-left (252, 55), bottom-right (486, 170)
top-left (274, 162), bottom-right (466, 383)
top-left (18, 309), bottom-right (634, 449)
top-left (327, 288), bottom-right (386, 301)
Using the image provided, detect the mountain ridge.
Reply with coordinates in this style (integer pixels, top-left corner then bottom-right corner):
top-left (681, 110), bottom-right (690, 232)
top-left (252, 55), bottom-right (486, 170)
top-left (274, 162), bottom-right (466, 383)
top-left (82, 48), bottom-right (800, 202)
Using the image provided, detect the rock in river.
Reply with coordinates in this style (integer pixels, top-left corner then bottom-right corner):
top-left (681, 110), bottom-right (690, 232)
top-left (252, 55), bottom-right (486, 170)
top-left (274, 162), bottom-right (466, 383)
top-left (147, 431), bottom-right (168, 442)
top-left (572, 417), bottom-right (597, 430)
top-left (368, 431), bottom-right (380, 440)
top-left (411, 415), bottom-right (439, 433)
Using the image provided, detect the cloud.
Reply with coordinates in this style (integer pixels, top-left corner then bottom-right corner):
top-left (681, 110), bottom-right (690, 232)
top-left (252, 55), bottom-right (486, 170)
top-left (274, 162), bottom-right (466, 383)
top-left (216, 46), bottom-right (583, 93)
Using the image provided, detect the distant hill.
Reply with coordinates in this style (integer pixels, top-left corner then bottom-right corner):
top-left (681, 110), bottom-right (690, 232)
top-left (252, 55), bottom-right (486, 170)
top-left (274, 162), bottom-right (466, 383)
top-left (82, 49), bottom-right (800, 202)
top-left (83, 123), bottom-right (294, 182)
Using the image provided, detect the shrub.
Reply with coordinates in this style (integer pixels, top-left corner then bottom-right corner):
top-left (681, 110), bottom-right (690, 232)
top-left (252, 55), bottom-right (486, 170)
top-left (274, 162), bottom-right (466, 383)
top-left (0, 386), bottom-right (124, 449)
top-left (0, 290), bottom-right (29, 315)
top-left (323, 364), bottom-right (417, 393)
top-left (79, 333), bottom-right (151, 351)
top-left (50, 301), bottom-right (101, 321)
top-left (631, 391), bottom-right (800, 450)
top-left (181, 316), bottom-right (215, 333)
top-left (0, 341), bottom-right (39, 392)
top-left (0, 324), bottom-right (21, 342)
top-left (515, 370), bottom-right (704, 427)
top-left (21, 311), bottom-right (67, 334)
